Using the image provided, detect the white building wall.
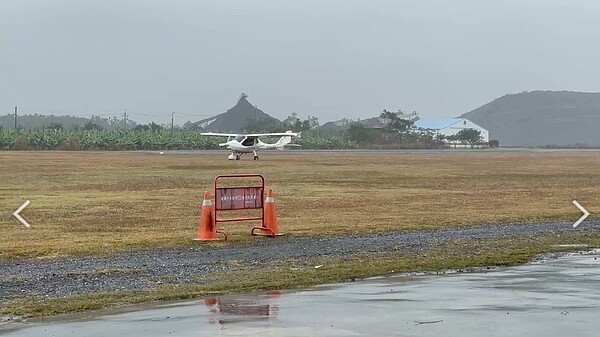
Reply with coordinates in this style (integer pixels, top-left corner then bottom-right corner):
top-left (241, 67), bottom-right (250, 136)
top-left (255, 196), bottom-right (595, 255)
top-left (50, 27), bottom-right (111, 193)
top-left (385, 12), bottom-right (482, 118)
top-left (438, 119), bottom-right (489, 142)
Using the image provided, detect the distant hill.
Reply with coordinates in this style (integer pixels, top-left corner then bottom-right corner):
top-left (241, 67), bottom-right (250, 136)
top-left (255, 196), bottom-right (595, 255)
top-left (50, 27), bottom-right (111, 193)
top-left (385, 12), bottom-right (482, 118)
top-left (320, 118), bottom-right (353, 131)
top-left (193, 93), bottom-right (281, 132)
top-left (461, 91), bottom-right (600, 147)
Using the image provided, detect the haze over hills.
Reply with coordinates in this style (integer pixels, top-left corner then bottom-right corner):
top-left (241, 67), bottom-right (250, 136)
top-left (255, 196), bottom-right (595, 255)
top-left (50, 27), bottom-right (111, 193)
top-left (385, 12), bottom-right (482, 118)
top-left (5, 91), bottom-right (600, 149)
top-left (0, 113), bottom-right (136, 131)
top-left (461, 91), bottom-right (600, 147)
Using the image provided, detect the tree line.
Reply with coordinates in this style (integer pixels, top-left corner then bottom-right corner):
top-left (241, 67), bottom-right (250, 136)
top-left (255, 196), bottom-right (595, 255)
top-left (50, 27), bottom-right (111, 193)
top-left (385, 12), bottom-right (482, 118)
top-left (0, 111), bottom-right (485, 151)
top-left (346, 110), bottom-right (484, 148)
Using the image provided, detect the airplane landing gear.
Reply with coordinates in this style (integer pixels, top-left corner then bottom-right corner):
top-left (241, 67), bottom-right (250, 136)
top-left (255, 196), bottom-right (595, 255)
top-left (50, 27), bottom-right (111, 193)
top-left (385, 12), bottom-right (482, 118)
top-left (253, 151), bottom-right (259, 160)
top-left (229, 153), bottom-right (242, 160)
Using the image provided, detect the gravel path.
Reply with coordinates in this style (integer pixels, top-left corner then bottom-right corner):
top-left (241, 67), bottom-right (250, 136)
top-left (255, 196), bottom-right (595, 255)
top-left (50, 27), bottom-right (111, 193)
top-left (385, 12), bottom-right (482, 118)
top-left (1, 221), bottom-right (599, 305)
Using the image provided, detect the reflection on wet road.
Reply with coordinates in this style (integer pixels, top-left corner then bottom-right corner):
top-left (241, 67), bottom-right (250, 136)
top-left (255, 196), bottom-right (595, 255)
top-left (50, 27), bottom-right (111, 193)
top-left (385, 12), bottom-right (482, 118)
top-left (3, 251), bottom-right (600, 336)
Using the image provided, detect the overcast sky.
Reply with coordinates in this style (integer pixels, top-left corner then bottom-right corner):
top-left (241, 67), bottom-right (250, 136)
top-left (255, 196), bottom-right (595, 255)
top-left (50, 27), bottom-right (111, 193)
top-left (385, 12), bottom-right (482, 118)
top-left (2, 0), bottom-right (600, 125)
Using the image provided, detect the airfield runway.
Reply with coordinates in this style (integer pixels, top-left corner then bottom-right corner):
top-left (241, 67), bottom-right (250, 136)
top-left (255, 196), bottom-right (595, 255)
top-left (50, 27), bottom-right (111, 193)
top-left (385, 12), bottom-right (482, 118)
top-left (145, 148), bottom-right (600, 157)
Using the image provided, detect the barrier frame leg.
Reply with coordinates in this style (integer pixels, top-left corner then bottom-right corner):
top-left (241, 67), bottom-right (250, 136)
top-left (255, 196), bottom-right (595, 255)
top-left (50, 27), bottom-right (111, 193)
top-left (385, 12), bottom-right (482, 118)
top-left (251, 226), bottom-right (276, 238)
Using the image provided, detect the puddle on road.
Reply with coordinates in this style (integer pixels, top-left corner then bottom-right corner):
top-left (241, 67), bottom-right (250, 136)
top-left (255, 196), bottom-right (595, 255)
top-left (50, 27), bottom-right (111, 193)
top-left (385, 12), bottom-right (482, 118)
top-left (2, 251), bottom-right (600, 336)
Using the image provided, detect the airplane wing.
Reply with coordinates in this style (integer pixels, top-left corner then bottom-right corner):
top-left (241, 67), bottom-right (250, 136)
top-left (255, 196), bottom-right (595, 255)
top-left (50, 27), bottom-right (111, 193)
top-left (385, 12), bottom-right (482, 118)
top-left (202, 131), bottom-right (301, 138)
top-left (200, 132), bottom-right (238, 137)
top-left (244, 131), bottom-right (301, 137)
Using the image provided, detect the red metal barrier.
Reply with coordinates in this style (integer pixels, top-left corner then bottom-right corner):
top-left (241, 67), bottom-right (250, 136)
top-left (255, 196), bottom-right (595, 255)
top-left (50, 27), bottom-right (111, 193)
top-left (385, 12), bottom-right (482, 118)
top-left (214, 174), bottom-right (266, 234)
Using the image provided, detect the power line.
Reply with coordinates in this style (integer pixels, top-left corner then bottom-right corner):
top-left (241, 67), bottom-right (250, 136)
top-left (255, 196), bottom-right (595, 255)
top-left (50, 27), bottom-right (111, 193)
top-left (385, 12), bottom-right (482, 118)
top-left (171, 111), bottom-right (218, 117)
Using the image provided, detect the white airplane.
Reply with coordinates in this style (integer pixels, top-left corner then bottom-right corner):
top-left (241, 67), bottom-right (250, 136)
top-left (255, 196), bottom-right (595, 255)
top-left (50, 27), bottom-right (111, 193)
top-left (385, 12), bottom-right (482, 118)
top-left (201, 130), bottom-right (301, 160)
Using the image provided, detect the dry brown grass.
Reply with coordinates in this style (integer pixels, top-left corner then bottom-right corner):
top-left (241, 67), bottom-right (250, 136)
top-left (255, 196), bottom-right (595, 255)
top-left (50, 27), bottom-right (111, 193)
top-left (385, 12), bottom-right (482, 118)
top-left (1, 150), bottom-right (599, 258)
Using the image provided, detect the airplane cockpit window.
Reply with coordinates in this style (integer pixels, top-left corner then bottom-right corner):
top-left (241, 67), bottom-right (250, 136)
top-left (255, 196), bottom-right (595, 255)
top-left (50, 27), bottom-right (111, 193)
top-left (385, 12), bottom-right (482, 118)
top-left (234, 135), bottom-right (245, 142)
top-left (242, 137), bottom-right (256, 146)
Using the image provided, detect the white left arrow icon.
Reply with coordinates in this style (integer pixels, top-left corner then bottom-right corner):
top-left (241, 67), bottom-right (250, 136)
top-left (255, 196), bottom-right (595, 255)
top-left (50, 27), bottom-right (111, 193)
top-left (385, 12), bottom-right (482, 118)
top-left (13, 200), bottom-right (32, 228)
top-left (572, 200), bottom-right (590, 228)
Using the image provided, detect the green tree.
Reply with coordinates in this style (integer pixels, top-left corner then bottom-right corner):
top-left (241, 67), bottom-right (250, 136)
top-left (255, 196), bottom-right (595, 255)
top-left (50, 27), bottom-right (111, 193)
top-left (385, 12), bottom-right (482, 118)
top-left (455, 128), bottom-right (483, 147)
top-left (133, 124), bottom-right (151, 131)
top-left (347, 121), bottom-right (375, 145)
top-left (182, 121), bottom-right (203, 132)
top-left (149, 122), bottom-right (164, 132)
top-left (83, 121), bottom-right (104, 131)
top-left (380, 110), bottom-right (414, 143)
top-left (292, 119), bottom-right (312, 131)
top-left (283, 113), bottom-right (319, 132)
top-left (46, 122), bottom-right (64, 131)
top-left (134, 122), bottom-right (164, 132)
top-left (380, 110), bottom-right (413, 134)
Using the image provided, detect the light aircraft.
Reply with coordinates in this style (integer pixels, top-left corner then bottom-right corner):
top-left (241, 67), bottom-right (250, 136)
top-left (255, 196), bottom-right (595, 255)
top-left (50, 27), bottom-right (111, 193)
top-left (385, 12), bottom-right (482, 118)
top-left (201, 131), bottom-right (301, 160)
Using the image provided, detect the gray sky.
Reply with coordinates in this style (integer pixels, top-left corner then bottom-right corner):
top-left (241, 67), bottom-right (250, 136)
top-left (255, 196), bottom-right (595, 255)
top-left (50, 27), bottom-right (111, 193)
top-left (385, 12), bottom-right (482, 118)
top-left (2, 0), bottom-right (600, 125)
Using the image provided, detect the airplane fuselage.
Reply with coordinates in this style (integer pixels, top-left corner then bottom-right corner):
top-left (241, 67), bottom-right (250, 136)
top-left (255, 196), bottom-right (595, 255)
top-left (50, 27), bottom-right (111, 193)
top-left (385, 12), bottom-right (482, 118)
top-left (228, 142), bottom-right (259, 153)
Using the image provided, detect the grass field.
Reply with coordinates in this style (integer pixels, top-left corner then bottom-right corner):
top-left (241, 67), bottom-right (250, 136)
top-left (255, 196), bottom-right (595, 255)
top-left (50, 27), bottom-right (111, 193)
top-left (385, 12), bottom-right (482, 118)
top-left (1, 150), bottom-right (600, 259)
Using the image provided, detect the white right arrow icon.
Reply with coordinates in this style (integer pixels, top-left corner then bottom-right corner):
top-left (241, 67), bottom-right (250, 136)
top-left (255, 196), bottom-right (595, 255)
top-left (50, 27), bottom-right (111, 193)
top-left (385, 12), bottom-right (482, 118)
top-left (13, 200), bottom-right (32, 228)
top-left (572, 200), bottom-right (590, 228)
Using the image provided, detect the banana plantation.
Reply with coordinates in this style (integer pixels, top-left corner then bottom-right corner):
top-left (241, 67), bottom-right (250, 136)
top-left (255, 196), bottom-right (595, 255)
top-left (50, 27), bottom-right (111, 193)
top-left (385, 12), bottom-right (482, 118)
top-left (0, 129), bottom-right (355, 151)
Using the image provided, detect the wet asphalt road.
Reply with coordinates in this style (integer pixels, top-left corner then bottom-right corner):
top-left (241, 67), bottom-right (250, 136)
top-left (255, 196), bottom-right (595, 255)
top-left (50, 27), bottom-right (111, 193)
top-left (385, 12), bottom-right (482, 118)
top-left (1, 221), bottom-right (599, 306)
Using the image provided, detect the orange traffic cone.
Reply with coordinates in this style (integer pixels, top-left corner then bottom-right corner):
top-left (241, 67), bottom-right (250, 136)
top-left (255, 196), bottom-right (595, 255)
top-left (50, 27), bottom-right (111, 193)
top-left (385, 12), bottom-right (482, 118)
top-left (194, 192), bottom-right (227, 241)
top-left (252, 189), bottom-right (283, 237)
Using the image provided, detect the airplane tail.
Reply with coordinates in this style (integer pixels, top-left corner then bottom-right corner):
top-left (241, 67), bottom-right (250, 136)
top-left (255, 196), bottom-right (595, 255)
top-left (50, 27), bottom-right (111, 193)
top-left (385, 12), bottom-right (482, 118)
top-left (274, 131), bottom-right (301, 149)
top-left (275, 135), bottom-right (293, 147)
top-left (255, 131), bottom-right (301, 150)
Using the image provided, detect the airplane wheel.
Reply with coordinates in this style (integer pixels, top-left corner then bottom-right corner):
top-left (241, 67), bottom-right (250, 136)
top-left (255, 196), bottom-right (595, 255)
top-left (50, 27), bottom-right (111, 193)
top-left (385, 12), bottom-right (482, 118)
top-left (236, 155), bottom-right (241, 160)
top-left (254, 156), bottom-right (259, 160)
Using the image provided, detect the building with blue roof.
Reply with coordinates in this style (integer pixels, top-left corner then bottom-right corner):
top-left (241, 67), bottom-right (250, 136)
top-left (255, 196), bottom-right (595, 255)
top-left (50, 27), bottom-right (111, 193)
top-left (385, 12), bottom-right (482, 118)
top-left (414, 118), bottom-right (489, 143)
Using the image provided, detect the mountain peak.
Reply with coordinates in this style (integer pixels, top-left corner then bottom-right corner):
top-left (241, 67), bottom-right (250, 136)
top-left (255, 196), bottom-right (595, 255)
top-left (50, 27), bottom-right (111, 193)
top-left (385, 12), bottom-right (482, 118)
top-left (237, 92), bottom-right (249, 104)
top-left (194, 93), bottom-right (280, 132)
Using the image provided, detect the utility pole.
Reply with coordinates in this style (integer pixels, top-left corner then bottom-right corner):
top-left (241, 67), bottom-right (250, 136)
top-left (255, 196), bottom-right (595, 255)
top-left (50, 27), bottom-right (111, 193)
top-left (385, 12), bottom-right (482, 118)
top-left (171, 112), bottom-right (174, 136)
top-left (123, 109), bottom-right (128, 129)
top-left (14, 106), bottom-right (17, 129)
